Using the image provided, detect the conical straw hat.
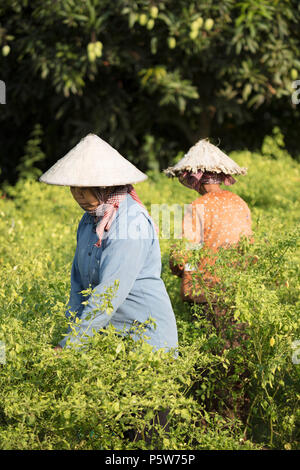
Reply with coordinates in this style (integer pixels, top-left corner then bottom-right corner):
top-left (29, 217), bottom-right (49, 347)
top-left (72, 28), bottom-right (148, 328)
top-left (164, 139), bottom-right (247, 177)
top-left (39, 133), bottom-right (147, 187)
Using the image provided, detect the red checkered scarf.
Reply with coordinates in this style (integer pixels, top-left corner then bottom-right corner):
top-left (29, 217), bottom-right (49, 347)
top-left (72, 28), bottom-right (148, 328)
top-left (89, 185), bottom-right (146, 247)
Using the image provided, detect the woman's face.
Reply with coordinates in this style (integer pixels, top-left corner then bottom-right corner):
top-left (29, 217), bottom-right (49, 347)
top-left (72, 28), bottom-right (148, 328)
top-left (70, 186), bottom-right (99, 212)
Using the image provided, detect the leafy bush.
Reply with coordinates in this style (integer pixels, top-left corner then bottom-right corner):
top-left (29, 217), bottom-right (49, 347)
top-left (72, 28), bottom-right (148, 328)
top-left (0, 131), bottom-right (299, 449)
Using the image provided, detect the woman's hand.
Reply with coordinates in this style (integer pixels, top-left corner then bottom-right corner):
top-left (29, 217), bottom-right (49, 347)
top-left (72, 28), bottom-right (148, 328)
top-left (169, 245), bottom-right (184, 278)
top-left (53, 345), bottom-right (63, 355)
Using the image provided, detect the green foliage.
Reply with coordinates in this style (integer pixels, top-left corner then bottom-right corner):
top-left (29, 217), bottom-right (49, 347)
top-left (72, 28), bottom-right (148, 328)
top-left (16, 124), bottom-right (46, 181)
top-left (1, 1), bottom-right (300, 184)
top-left (0, 133), bottom-right (299, 449)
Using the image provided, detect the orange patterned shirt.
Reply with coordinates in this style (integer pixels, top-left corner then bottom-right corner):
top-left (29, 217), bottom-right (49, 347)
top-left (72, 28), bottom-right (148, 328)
top-left (178, 190), bottom-right (253, 300)
top-left (183, 190), bottom-right (252, 250)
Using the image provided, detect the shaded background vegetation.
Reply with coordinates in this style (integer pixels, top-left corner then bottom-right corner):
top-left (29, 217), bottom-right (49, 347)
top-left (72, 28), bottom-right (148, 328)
top-left (1, 0), bottom-right (300, 185)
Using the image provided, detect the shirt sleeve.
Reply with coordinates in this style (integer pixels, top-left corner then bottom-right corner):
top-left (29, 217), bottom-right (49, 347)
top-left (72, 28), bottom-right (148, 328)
top-left (65, 244), bottom-right (84, 320)
top-left (64, 215), bottom-right (86, 321)
top-left (183, 202), bottom-right (204, 245)
top-left (181, 203), bottom-right (205, 272)
top-left (59, 213), bottom-right (153, 348)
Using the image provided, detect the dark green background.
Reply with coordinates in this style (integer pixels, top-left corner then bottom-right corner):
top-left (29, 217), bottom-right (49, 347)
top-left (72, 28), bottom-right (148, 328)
top-left (1, 0), bottom-right (299, 185)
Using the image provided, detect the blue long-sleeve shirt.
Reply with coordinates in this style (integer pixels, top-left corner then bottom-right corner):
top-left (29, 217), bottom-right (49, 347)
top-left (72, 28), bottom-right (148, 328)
top-left (59, 194), bottom-right (178, 352)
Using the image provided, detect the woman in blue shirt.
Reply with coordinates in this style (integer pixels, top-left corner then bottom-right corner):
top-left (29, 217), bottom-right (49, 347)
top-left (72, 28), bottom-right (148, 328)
top-left (58, 186), bottom-right (178, 352)
top-left (39, 134), bottom-right (178, 354)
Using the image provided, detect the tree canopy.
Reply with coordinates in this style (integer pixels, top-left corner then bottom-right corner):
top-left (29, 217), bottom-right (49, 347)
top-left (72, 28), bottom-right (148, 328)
top-left (0, 0), bottom-right (299, 184)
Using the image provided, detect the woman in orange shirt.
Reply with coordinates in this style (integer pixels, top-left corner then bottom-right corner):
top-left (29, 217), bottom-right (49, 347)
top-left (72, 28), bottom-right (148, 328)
top-left (165, 140), bottom-right (253, 341)
top-left (178, 170), bottom-right (252, 303)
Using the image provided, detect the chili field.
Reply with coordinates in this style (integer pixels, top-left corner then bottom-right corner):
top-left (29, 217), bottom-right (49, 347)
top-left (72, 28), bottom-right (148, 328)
top-left (0, 131), bottom-right (299, 450)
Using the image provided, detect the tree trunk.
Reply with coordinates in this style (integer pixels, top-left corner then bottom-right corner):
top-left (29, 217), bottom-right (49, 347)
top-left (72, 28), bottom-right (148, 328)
top-left (196, 105), bottom-right (216, 140)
